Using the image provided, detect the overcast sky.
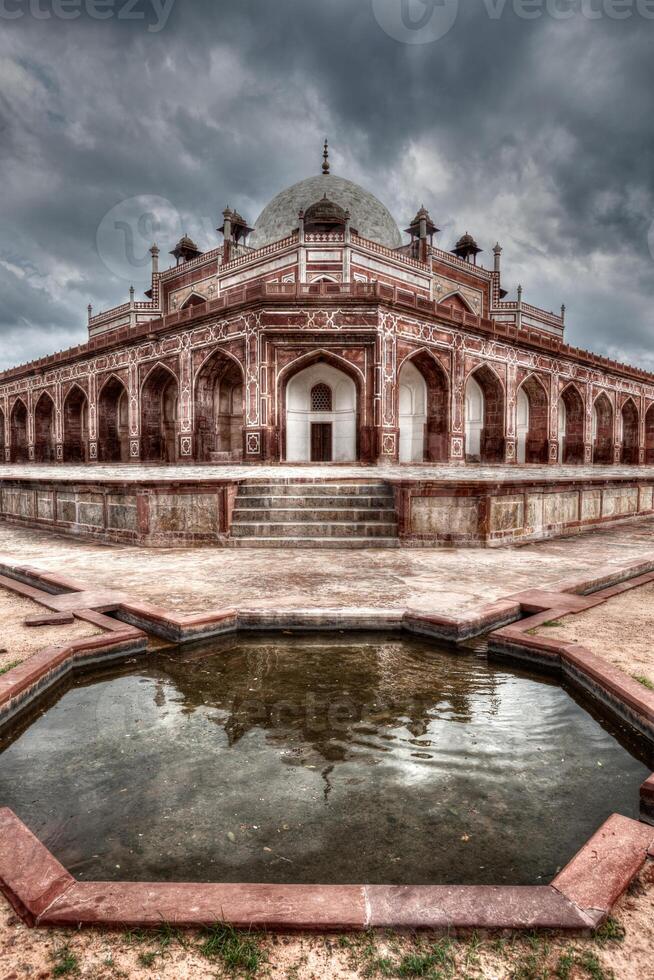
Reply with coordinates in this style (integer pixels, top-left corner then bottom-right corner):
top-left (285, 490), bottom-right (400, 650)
top-left (1, 0), bottom-right (653, 371)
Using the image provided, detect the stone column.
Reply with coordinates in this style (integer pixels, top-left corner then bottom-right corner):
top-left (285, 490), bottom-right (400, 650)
top-left (88, 371), bottom-right (98, 461)
top-left (2, 393), bottom-right (8, 462)
top-left (128, 359), bottom-right (141, 462)
top-left (449, 345), bottom-right (465, 462)
top-left (54, 381), bottom-right (64, 462)
top-left (583, 383), bottom-right (593, 464)
top-left (244, 315), bottom-right (264, 460)
top-left (639, 393), bottom-right (646, 464)
top-left (27, 387), bottom-right (35, 461)
top-left (548, 374), bottom-right (559, 463)
top-left (178, 345), bottom-right (193, 461)
top-left (379, 315), bottom-right (399, 462)
top-left (504, 362), bottom-right (517, 463)
top-left (612, 391), bottom-right (621, 464)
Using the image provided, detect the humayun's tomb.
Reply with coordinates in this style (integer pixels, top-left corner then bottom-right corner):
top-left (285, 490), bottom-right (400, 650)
top-left (1, 145), bottom-right (654, 548)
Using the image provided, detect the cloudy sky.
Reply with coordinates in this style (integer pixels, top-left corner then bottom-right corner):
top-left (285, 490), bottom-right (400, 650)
top-left (1, 0), bottom-right (653, 371)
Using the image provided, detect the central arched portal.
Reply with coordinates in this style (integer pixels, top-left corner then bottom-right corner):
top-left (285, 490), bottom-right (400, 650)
top-left (285, 362), bottom-right (357, 462)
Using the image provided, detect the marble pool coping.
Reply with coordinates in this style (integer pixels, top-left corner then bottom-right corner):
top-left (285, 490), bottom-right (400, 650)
top-left (0, 555), bottom-right (653, 932)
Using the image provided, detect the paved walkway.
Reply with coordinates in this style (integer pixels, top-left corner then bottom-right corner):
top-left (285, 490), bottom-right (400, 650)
top-left (0, 518), bottom-right (652, 617)
top-left (1, 462), bottom-right (654, 483)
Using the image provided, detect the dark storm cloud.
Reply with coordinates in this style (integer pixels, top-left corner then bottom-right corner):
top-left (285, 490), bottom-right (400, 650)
top-left (0, 0), bottom-right (653, 369)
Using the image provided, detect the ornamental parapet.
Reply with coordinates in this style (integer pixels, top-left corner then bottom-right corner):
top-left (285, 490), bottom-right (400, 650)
top-left (1, 279), bottom-right (653, 388)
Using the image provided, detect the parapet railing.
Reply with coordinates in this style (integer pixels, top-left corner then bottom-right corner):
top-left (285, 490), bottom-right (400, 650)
top-left (3, 280), bottom-right (654, 391)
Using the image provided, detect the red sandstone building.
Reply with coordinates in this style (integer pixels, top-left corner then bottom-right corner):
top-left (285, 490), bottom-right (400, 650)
top-left (1, 147), bottom-right (653, 470)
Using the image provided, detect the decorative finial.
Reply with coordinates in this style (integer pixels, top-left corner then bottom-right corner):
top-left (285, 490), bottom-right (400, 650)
top-left (129, 285), bottom-right (135, 303)
top-left (322, 139), bottom-right (330, 175)
top-left (517, 284), bottom-right (523, 301)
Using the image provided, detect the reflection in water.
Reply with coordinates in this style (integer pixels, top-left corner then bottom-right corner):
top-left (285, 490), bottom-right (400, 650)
top-left (0, 632), bottom-right (650, 886)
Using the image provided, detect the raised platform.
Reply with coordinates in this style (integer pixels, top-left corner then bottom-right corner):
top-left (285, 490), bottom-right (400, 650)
top-left (1, 463), bottom-right (653, 548)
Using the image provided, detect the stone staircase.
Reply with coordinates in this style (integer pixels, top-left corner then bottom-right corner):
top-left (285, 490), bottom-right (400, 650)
top-left (229, 479), bottom-right (399, 548)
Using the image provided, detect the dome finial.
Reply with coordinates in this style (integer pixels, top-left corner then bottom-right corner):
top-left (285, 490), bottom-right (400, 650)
top-left (322, 139), bottom-right (330, 175)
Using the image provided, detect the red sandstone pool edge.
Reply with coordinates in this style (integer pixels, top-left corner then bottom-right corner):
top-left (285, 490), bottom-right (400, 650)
top-left (0, 808), bottom-right (651, 933)
top-left (0, 557), bottom-right (654, 932)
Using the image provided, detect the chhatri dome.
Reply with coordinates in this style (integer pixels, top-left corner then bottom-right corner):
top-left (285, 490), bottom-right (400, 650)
top-left (248, 141), bottom-right (402, 250)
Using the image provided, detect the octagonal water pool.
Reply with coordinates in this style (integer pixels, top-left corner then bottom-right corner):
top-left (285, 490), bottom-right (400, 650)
top-left (0, 632), bottom-right (650, 886)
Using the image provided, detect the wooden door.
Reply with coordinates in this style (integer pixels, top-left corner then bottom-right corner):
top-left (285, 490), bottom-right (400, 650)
top-left (310, 423), bottom-right (332, 462)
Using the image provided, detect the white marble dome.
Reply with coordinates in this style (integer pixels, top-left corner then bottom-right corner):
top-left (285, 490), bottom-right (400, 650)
top-left (249, 174), bottom-right (402, 250)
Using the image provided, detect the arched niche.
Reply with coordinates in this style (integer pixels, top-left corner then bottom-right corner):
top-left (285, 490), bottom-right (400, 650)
top-left (194, 351), bottom-right (245, 461)
top-left (98, 376), bottom-right (129, 462)
top-left (285, 362), bottom-right (357, 462)
top-left (620, 399), bottom-right (639, 465)
top-left (34, 392), bottom-right (55, 463)
top-left (558, 384), bottom-right (584, 464)
top-left (592, 393), bottom-right (613, 464)
top-left (516, 375), bottom-right (549, 464)
top-left (63, 386), bottom-right (88, 463)
top-left (141, 365), bottom-right (179, 463)
top-left (465, 366), bottom-right (504, 463)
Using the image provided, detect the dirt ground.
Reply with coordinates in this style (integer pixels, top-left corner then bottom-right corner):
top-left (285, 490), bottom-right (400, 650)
top-left (534, 580), bottom-right (654, 687)
top-left (0, 586), bottom-right (101, 674)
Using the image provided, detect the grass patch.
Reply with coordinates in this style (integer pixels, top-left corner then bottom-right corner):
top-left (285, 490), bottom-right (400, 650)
top-left (555, 950), bottom-right (576, 979)
top-left (593, 916), bottom-right (626, 944)
top-left (577, 950), bottom-right (614, 979)
top-left (51, 943), bottom-right (80, 977)
top-left (632, 674), bottom-right (654, 691)
top-left (540, 620), bottom-right (565, 628)
top-left (199, 922), bottom-right (264, 976)
top-left (137, 950), bottom-right (158, 968)
top-left (0, 659), bottom-right (22, 675)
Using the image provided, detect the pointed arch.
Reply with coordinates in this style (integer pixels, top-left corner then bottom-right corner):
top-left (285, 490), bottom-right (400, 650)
top-left (620, 397), bottom-right (639, 465)
top-left (465, 363), bottom-right (505, 462)
top-left (516, 373), bottom-right (549, 464)
top-left (440, 290), bottom-right (475, 314)
top-left (63, 383), bottom-right (89, 463)
top-left (141, 362), bottom-right (179, 462)
top-left (280, 351), bottom-right (362, 463)
top-left (180, 292), bottom-right (207, 311)
top-left (398, 348), bottom-right (450, 462)
top-left (98, 374), bottom-right (129, 462)
top-left (34, 390), bottom-right (56, 463)
top-left (646, 402), bottom-right (654, 465)
top-left (10, 397), bottom-right (28, 463)
top-left (558, 382), bottom-right (585, 464)
top-left (592, 391), bottom-right (614, 464)
top-left (194, 348), bottom-right (245, 461)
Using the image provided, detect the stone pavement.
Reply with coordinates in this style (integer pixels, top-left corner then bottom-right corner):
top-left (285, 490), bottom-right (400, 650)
top-left (2, 462), bottom-right (654, 483)
top-left (0, 517), bottom-right (652, 618)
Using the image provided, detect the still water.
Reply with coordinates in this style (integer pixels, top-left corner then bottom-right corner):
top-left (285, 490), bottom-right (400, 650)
top-left (0, 632), bottom-right (650, 885)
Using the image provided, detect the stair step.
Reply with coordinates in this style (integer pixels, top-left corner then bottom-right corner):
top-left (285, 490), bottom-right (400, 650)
top-left (229, 478), bottom-right (398, 547)
top-left (231, 521), bottom-right (398, 539)
top-left (236, 495), bottom-right (393, 509)
top-left (237, 483), bottom-right (393, 497)
top-left (232, 507), bottom-right (397, 522)
top-left (228, 537), bottom-right (401, 549)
